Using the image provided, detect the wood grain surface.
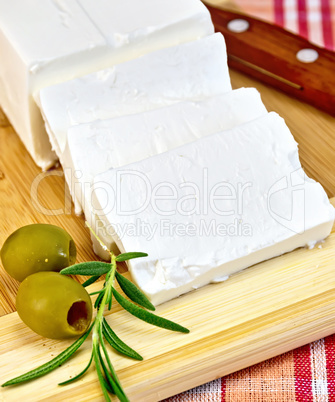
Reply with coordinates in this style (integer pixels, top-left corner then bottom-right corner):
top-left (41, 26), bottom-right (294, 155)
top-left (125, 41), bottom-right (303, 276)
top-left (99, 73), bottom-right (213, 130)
top-left (1, 206), bottom-right (335, 401)
top-left (0, 67), bottom-right (335, 401)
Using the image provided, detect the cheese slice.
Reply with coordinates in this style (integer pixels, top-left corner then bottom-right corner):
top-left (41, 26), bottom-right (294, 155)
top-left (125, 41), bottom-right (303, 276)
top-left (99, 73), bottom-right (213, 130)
top-left (37, 33), bottom-right (231, 159)
top-left (64, 88), bottom-right (267, 215)
top-left (62, 88), bottom-right (267, 257)
top-left (79, 0), bottom-right (214, 51)
top-left (91, 112), bottom-right (335, 305)
top-left (0, 0), bottom-right (213, 169)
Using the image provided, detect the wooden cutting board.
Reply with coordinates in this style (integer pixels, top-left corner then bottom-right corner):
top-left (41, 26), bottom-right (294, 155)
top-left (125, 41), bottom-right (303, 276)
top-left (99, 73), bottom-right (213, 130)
top-left (0, 67), bottom-right (335, 401)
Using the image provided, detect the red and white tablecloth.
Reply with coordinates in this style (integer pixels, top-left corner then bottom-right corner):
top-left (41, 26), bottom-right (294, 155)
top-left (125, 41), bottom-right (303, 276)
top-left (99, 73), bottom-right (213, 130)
top-left (166, 1), bottom-right (335, 400)
top-left (234, 0), bottom-right (335, 50)
top-left (166, 336), bottom-right (335, 401)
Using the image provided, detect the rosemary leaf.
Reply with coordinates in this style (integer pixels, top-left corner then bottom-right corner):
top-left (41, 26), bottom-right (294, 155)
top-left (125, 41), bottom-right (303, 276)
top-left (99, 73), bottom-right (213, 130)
top-left (112, 289), bottom-right (190, 334)
top-left (115, 271), bottom-right (155, 311)
top-left (2, 324), bottom-right (93, 387)
top-left (58, 351), bottom-right (93, 386)
top-left (115, 252), bottom-right (148, 262)
top-left (95, 290), bottom-right (105, 309)
top-left (93, 344), bottom-right (111, 402)
top-left (102, 374), bottom-right (115, 395)
top-left (90, 290), bottom-right (103, 296)
top-left (99, 327), bottom-right (129, 402)
top-left (83, 275), bottom-right (101, 287)
top-left (105, 270), bottom-right (111, 283)
top-left (61, 261), bottom-right (111, 276)
top-left (97, 346), bottom-right (116, 395)
top-left (103, 318), bottom-right (143, 361)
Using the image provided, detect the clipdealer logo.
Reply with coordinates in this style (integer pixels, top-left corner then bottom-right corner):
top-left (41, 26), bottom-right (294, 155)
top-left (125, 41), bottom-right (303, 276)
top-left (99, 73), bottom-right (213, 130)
top-left (267, 168), bottom-right (306, 234)
top-left (90, 168), bottom-right (254, 240)
top-left (92, 168), bottom-right (253, 217)
top-left (29, 167), bottom-right (307, 239)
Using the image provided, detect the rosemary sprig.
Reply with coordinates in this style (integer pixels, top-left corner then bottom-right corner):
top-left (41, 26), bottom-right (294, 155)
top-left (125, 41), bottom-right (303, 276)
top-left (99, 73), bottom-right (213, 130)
top-left (2, 323), bottom-right (93, 387)
top-left (2, 222), bottom-right (190, 401)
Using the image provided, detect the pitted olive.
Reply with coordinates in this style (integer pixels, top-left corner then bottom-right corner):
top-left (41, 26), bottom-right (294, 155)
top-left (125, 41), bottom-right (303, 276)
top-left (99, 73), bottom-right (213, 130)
top-left (16, 272), bottom-right (92, 339)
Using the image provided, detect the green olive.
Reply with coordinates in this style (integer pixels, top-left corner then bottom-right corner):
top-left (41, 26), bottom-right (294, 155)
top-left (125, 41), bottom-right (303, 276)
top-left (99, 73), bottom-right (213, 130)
top-left (16, 272), bottom-right (92, 339)
top-left (1, 224), bottom-right (76, 281)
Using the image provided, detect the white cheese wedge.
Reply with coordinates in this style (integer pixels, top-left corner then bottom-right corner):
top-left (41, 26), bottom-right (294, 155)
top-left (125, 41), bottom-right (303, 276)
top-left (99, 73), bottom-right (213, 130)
top-left (0, 0), bottom-right (213, 169)
top-left (91, 112), bottom-right (335, 305)
top-left (37, 33), bottom-right (231, 159)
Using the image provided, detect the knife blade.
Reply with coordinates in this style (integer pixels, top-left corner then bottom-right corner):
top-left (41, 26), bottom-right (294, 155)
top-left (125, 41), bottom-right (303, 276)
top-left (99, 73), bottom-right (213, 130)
top-left (206, 5), bottom-right (335, 116)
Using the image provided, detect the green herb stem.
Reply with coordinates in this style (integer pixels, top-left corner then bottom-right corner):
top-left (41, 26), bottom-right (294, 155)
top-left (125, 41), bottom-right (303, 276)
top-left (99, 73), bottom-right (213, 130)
top-left (90, 255), bottom-right (128, 401)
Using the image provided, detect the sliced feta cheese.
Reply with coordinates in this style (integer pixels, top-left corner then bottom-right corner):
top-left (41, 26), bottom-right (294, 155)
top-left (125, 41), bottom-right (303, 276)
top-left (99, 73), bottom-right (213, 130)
top-left (64, 88), bottom-right (266, 215)
top-left (63, 87), bottom-right (267, 259)
top-left (37, 33), bottom-right (231, 158)
top-left (0, 0), bottom-right (213, 169)
top-left (91, 112), bottom-right (335, 305)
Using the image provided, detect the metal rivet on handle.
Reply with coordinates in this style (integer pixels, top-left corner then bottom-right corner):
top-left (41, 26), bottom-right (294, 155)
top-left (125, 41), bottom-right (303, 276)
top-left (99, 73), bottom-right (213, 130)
top-left (227, 19), bottom-right (250, 33)
top-left (296, 49), bottom-right (319, 63)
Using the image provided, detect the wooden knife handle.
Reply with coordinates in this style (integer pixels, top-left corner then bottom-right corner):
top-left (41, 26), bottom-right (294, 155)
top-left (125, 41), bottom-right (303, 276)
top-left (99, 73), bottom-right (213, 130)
top-left (206, 5), bottom-right (335, 116)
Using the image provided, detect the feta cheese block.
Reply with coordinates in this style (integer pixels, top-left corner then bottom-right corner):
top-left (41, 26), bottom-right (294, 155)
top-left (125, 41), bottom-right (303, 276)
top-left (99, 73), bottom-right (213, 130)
top-left (0, 0), bottom-right (213, 169)
top-left (62, 88), bottom-right (267, 257)
top-left (91, 112), bottom-right (335, 305)
top-left (0, 0), bottom-right (106, 169)
top-left (37, 33), bottom-right (231, 159)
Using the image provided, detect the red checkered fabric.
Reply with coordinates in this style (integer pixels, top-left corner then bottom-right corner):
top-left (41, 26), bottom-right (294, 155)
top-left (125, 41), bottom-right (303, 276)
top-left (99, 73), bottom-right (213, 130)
top-left (234, 0), bottom-right (335, 51)
top-left (165, 334), bottom-right (335, 400)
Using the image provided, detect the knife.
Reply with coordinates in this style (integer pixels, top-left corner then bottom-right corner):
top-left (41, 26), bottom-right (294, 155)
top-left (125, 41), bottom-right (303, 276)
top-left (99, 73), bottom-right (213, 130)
top-left (206, 5), bottom-right (335, 116)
